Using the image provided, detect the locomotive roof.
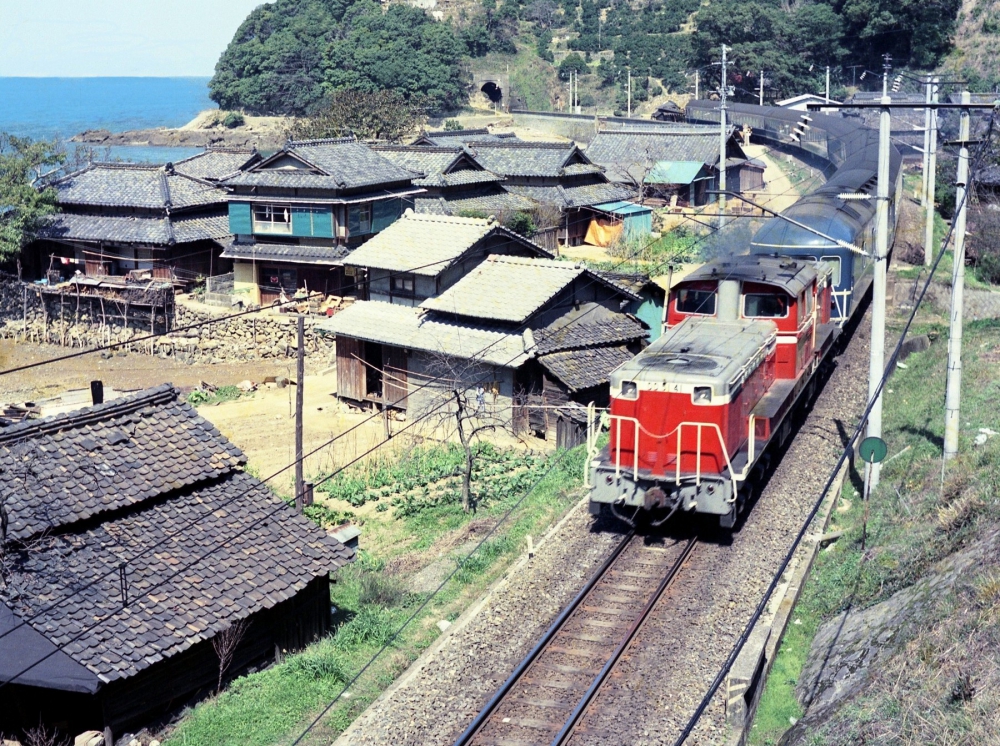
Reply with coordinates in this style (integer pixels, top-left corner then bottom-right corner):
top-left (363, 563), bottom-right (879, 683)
top-left (610, 318), bottom-right (775, 390)
top-left (680, 255), bottom-right (817, 296)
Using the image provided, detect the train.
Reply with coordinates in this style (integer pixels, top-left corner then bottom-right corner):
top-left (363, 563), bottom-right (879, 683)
top-left (588, 102), bottom-right (902, 528)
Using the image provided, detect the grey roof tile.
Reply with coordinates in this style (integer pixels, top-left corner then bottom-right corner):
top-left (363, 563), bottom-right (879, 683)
top-left (319, 301), bottom-right (529, 367)
top-left (172, 147), bottom-right (262, 181)
top-left (533, 316), bottom-right (647, 354)
top-left (412, 189), bottom-right (537, 216)
top-left (504, 181), bottom-right (634, 208)
top-left (411, 130), bottom-right (521, 147)
top-left (220, 241), bottom-right (351, 266)
top-left (585, 128), bottom-right (736, 183)
top-left (343, 210), bottom-right (548, 276)
top-left (467, 141), bottom-right (588, 178)
top-left (538, 345), bottom-right (635, 392)
top-left (51, 164), bottom-right (225, 210)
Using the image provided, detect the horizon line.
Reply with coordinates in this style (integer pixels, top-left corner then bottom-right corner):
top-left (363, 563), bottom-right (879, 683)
top-left (0, 75), bottom-right (213, 80)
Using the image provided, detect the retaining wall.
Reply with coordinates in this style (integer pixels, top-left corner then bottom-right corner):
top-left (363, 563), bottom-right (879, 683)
top-left (0, 279), bottom-right (335, 365)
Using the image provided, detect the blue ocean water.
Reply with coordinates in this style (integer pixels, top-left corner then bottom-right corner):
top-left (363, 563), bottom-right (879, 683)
top-left (0, 77), bottom-right (215, 163)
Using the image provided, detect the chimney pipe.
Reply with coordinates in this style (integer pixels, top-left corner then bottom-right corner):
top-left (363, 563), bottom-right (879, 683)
top-left (91, 380), bottom-right (104, 405)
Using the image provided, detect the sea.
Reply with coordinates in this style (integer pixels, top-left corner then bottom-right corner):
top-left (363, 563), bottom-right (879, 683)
top-left (0, 77), bottom-right (216, 164)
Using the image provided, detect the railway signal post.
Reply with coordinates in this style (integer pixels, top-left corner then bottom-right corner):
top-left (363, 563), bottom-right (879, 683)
top-left (944, 91), bottom-right (972, 461)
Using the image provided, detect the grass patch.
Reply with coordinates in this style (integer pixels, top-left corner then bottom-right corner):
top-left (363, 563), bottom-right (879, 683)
top-left (187, 385), bottom-right (247, 407)
top-left (749, 316), bottom-right (1000, 745)
top-left (163, 445), bottom-right (590, 746)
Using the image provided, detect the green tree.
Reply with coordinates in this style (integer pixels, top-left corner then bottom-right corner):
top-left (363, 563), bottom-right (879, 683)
top-left (287, 89), bottom-right (424, 142)
top-left (558, 52), bottom-right (589, 80)
top-left (0, 134), bottom-right (63, 266)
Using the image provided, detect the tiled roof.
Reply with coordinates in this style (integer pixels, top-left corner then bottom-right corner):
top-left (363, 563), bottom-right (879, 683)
top-left (221, 241), bottom-right (351, 266)
top-left (585, 129), bottom-right (735, 183)
top-left (318, 301), bottom-right (530, 367)
top-left (505, 181), bottom-right (635, 207)
top-left (412, 129), bottom-right (521, 147)
top-left (420, 254), bottom-right (635, 324)
top-left (38, 213), bottom-right (230, 246)
top-left (468, 141), bottom-right (589, 178)
top-left (0, 385), bottom-right (350, 686)
top-left (592, 270), bottom-right (663, 298)
top-left (533, 315), bottom-right (647, 355)
top-left (51, 164), bottom-right (225, 210)
top-left (223, 138), bottom-right (414, 191)
top-left (538, 345), bottom-right (635, 392)
top-left (370, 146), bottom-right (504, 188)
top-left (172, 147), bottom-right (261, 181)
top-left (343, 211), bottom-right (548, 276)
top-left (413, 188), bottom-right (537, 216)
top-left (0, 385), bottom-right (243, 542)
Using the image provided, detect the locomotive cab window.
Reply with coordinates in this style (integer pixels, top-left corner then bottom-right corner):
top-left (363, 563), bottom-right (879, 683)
top-left (820, 256), bottom-right (842, 286)
top-left (743, 293), bottom-right (788, 318)
top-left (693, 386), bottom-right (712, 404)
top-left (676, 289), bottom-right (716, 316)
top-left (620, 381), bottom-right (638, 399)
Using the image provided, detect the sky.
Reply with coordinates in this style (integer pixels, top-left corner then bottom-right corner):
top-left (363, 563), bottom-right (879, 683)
top-left (0, 0), bottom-right (269, 76)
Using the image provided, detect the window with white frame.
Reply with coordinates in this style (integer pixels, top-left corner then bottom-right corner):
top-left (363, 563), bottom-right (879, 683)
top-left (252, 204), bottom-right (293, 234)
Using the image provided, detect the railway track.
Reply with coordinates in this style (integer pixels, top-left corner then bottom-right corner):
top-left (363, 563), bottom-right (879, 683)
top-left (454, 531), bottom-right (697, 746)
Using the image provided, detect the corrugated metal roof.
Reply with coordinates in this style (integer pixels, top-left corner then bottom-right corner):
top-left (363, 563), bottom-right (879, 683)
top-left (343, 211), bottom-right (547, 276)
top-left (318, 301), bottom-right (529, 367)
top-left (593, 200), bottom-right (652, 216)
top-left (645, 160), bottom-right (708, 185)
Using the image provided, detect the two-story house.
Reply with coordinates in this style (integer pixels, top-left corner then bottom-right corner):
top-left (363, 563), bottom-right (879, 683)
top-left (218, 137), bottom-right (424, 304)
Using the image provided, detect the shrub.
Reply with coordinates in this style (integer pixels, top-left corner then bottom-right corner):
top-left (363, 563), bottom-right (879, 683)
top-left (222, 112), bottom-right (246, 128)
top-left (443, 118), bottom-right (463, 131)
top-left (504, 211), bottom-right (537, 236)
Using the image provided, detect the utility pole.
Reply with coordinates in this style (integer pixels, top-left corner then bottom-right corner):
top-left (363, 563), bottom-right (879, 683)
top-left (825, 66), bottom-right (831, 104)
top-left (921, 76), bottom-right (932, 207)
top-left (718, 44), bottom-right (729, 229)
top-left (882, 53), bottom-right (891, 97)
top-left (295, 314), bottom-right (305, 512)
top-left (924, 77), bottom-right (939, 267)
top-left (866, 94), bottom-right (892, 490)
top-left (944, 91), bottom-right (972, 461)
top-left (759, 70), bottom-right (764, 106)
top-left (695, 69), bottom-right (699, 100)
top-left (627, 68), bottom-right (632, 117)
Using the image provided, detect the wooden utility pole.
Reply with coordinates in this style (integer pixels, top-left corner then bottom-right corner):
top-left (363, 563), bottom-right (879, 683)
top-left (944, 91), bottom-right (972, 461)
top-left (295, 314), bottom-right (305, 512)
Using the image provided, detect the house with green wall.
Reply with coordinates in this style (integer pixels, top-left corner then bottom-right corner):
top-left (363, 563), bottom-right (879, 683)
top-left (219, 138), bottom-right (424, 305)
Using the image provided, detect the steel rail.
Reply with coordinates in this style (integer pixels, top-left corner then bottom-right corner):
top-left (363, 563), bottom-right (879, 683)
top-left (451, 528), bottom-right (637, 746)
top-left (551, 536), bottom-right (698, 745)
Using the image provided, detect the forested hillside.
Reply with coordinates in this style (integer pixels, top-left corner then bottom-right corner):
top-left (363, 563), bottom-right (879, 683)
top-left (210, 0), bottom-right (975, 118)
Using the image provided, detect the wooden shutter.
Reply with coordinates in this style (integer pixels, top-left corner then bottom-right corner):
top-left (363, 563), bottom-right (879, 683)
top-left (383, 346), bottom-right (408, 410)
top-left (336, 336), bottom-right (364, 402)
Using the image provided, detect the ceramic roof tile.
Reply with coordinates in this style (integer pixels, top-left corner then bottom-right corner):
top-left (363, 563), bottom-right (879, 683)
top-left (343, 211), bottom-right (548, 276)
top-left (412, 188), bottom-right (537, 216)
top-left (505, 181), bottom-right (634, 207)
top-left (538, 345), bottom-right (636, 392)
top-left (51, 164), bottom-right (225, 210)
top-left (318, 301), bottom-right (529, 367)
top-left (585, 128), bottom-right (736, 183)
top-left (411, 129), bottom-right (521, 147)
top-left (533, 316), bottom-right (647, 354)
top-left (172, 147), bottom-right (262, 181)
top-left (467, 141), bottom-right (584, 178)
top-left (220, 241), bottom-right (351, 266)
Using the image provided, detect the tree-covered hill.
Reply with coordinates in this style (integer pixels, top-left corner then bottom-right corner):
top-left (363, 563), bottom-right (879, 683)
top-left (209, 0), bottom-right (467, 116)
top-left (210, 0), bottom-right (973, 118)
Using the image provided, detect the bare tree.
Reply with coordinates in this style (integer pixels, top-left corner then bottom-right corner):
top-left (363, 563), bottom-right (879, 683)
top-left (21, 721), bottom-right (70, 746)
top-left (420, 353), bottom-right (504, 513)
top-left (525, 0), bottom-right (559, 28)
top-left (212, 617), bottom-right (249, 693)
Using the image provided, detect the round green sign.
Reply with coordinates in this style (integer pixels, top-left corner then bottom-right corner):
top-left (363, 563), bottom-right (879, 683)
top-left (859, 436), bottom-right (888, 464)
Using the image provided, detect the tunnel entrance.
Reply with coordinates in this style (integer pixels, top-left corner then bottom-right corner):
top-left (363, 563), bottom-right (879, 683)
top-left (481, 81), bottom-right (503, 104)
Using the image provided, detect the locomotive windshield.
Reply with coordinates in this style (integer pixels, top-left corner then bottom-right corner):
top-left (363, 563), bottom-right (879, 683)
top-left (676, 289), bottom-right (716, 315)
top-left (744, 294), bottom-right (788, 318)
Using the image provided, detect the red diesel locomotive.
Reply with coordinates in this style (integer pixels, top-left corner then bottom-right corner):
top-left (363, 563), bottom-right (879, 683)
top-left (588, 254), bottom-right (839, 528)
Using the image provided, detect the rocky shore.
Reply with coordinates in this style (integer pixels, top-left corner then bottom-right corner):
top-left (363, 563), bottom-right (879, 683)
top-left (70, 109), bottom-right (289, 150)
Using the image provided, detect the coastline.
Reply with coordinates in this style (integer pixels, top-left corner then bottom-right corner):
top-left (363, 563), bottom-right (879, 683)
top-left (70, 109), bottom-right (289, 151)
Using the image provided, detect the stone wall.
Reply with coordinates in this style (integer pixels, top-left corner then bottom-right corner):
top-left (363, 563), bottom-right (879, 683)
top-left (0, 279), bottom-right (335, 365)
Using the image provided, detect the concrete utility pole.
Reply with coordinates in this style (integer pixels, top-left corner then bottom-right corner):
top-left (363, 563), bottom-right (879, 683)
top-left (295, 314), bottom-right (305, 512)
top-left (882, 54), bottom-right (891, 97)
top-left (718, 44), bottom-right (729, 229)
top-left (759, 70), bottom-right (764, 106)
top-left (921, 76), bottom-right (933, 206)
top-left (825, 66), bottom-right (831, 104)
top-left (627, 68), bottom-right (632, 117)
top-left (866, 95), bottom-right (892, 490)
top-left (944, 91), bottom-right (972, 461)
top-left (924, 76), bottom-right (940, 267)
top-left (695, 69), bottom-right (699, 100)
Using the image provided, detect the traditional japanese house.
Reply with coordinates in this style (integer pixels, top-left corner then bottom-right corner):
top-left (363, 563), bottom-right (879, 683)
top-left (219, 138), bottom-right (423, 304)
top-left (34, 162), bottom-right (232, 284)
top-left (343, 210), bottom-right (551, 306)
top-left (322, 255), bottom-right (655, 440)
top-left (0, 385), bottom-right (351, 742)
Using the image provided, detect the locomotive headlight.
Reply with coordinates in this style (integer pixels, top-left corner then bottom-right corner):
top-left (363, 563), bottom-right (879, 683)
top-left (693, 386), bottom-right (712, 403)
